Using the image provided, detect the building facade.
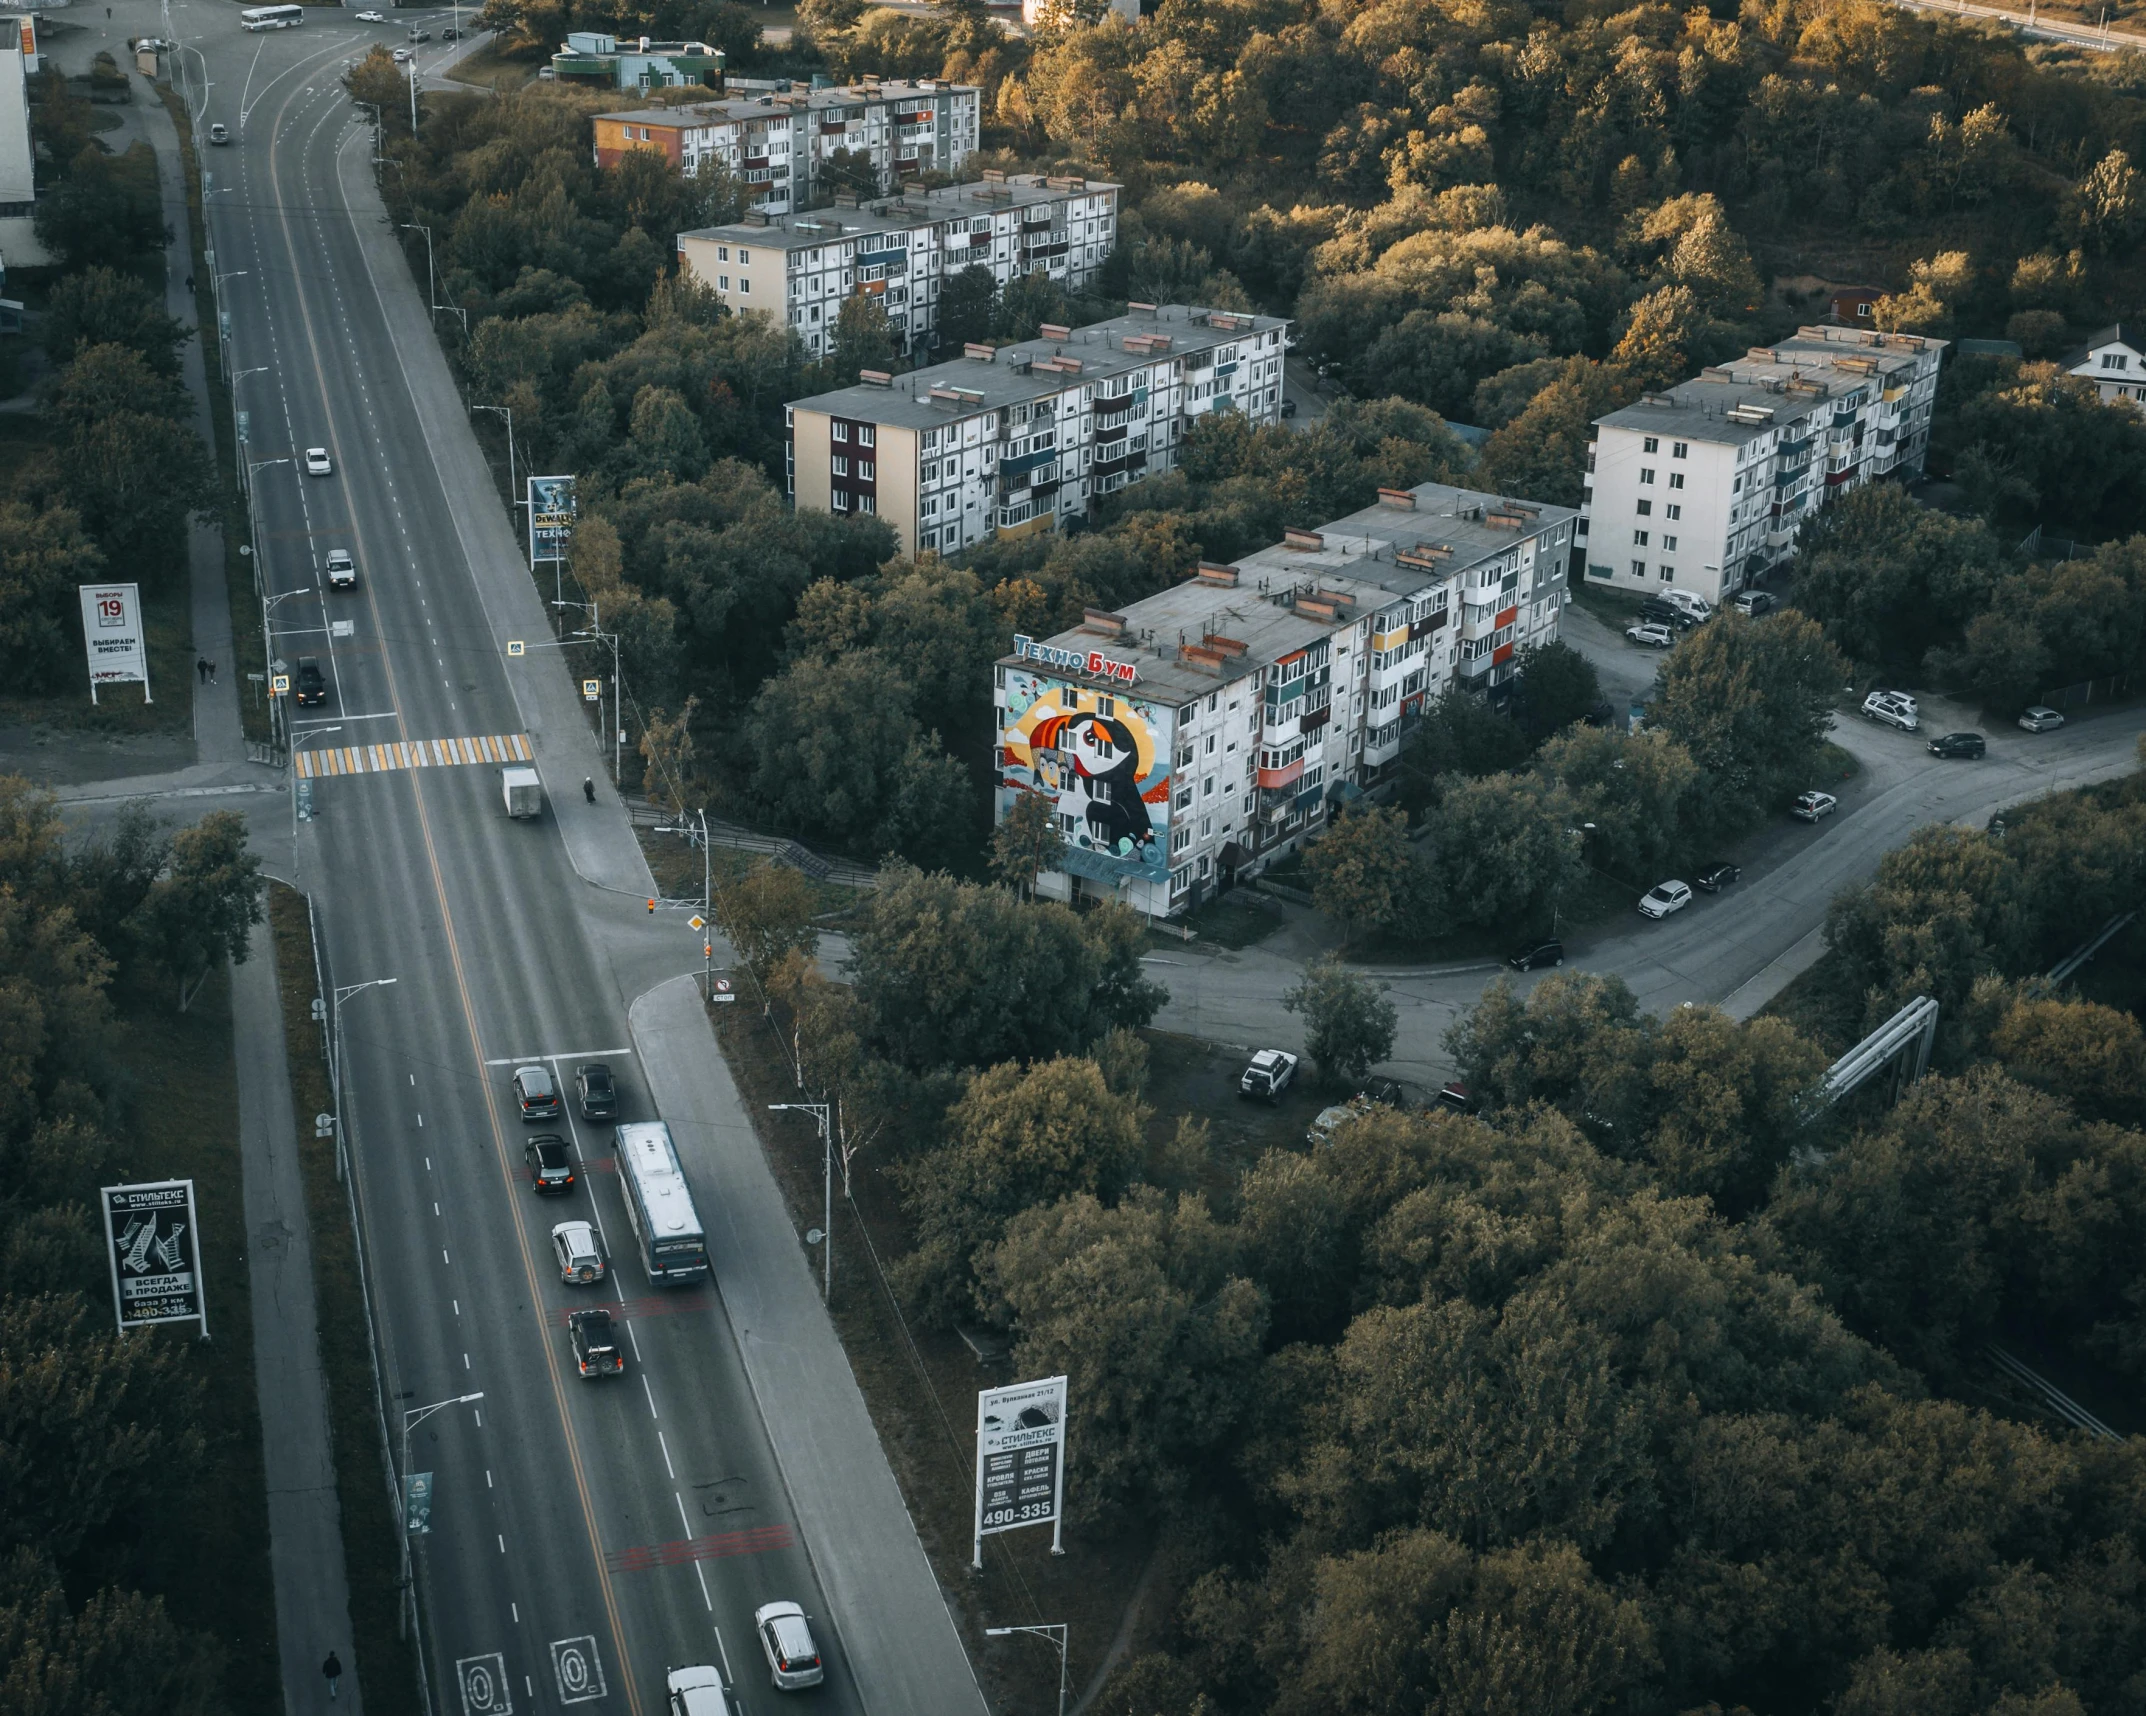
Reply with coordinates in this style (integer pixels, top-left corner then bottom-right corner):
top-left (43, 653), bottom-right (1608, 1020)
top-left (594, 79), bottom-right (979, 216)
top-left (1578, 325), bottom-right (1946, 606)
top-left (991, 482), bottom-right (1577, 919)
top-left (677, 174), bottom-right (1119, 357)
top-left (555, 33), bottom-right (723, 90)
top-left (0, 16), bottom-right (45, 269)
top-left (786, 303), bottom-right (1289, 556)
top-left (2064, 324), bottom-right (2146, 412)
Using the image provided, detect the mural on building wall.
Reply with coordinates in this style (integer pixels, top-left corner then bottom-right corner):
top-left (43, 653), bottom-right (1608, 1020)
top-left (999, 671), bottom-right (1172, 871)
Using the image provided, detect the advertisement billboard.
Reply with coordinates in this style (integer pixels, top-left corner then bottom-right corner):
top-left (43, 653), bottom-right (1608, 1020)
top-left (102, 1180), bottom-right (206, 1334)
top-left (973, 1374), bottom-right (1068, 1566)
top-left (996, 672), bottom-right (1173, 882)
top-left (528, 475), bottom-right (578, 563)
top-left (78, 583), bottom-right (151, 703)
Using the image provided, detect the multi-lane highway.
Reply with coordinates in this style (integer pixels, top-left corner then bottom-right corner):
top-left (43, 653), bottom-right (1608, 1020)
top-left (158, 10), bottom-right (985, 1714)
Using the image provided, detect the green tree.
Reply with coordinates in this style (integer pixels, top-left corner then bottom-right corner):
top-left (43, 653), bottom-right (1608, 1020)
top-left (1302, 806), bottom-right (1419, 939)
top-left (713, 861), bottom-right (819, 982)
top-left (1393, 686), bottom-right (1531, 818)
top-left (1989, 993), bottom-right (2146, 1125)
top-left (1612, 284), bottom-right (1715, 390)
top-left (0, 1552), bottom-right (224, 1716)
top-left (32, 142), bottom-right (167, 272)
top-left (827, 292), bottom-right (897, 378)
top-left (934, 263), bottom-right (997, 352)
top-left (1284, 955), bottom-right (1398, 1089)
top-left (1473, 358), bottom-right (1640, 508)
top-left (1792, 481), bottom-right (2006, 670)
top-left (127, 811), bottom-right (262, 1012)
top-left (0, 503), bottom-right (103, 695)
top-left (1512, 641), bottom-right (1602, 744)
top-left (1535, 725), bottom-right (1699, 883)
top-left (993, 269), bottom-right (1073, 341)
top-left (41, 268), bottom-right (191, 375)
top-left (1418, 771), bottom-right (1582, 931)
top-left (989, 787), bottom-right (1065, 895)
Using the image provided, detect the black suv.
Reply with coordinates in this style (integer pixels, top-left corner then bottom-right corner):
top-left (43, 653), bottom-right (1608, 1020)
top-left (1639, 598), bottom-right (1696, 631)
top-left (1694, 861), bottom-right (1741, 891)
top-left (1508, 939), bottom-right (1564, 970)
top-left (570, 1308), bottom-right (623, 1377)
top-left (294, 657), bottom-right (326, 707)
top-left (1928, 731), bottom-right (1987, 759)
top-left (576, 1062), bottom-right (618, 1120)
top-left (524, 1134), bottom-right (575, 1195)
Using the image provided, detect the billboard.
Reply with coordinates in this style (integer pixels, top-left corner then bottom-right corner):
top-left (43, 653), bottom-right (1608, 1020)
top-left (996, 671), bottom-right (1173, 881)
top-left (102, 1180), bottom-right (206, 1334)
top-left (528, 475), bottom-right (578, 563)
top-left (972, 1374), bottom-right (1067, 1566)
top-left (79, 583), bottom-right (151, 703)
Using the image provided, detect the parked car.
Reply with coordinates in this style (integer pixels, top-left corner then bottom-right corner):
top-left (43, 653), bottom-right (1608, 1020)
top-left (576, 1062), bottom-right (618, 1120)
top-left (1626, 622), bottom-right (1676, 648)
top-left (1358, 1076), bottom-right (1407, 1108)
top-left (2018, 705), bottom-right (2065, 733)
top-left (569, 1308), bottom-right (623, 1378)
top-left (524, 1134), bottom-right (575, 1195)
top-left (1927, 731), bottom-right (1987, 759)
top-left (1791, 790), bottom-right (1838, 822)
top-left (512, 1063), bottom-right (562, 1121)
top-left (754, 1601), bottom-right (825, 1691)
top-left (303, 446), bottom-right (332, 476)
top-left (1640, 597), bottom-right (1698, 629)
top-left (1659, 589), bottom-right (1712, 622)
top-left (1279, 397), bottom-right (1298, 419)
top-left (1434, 1081), bottom-right (1473, 1113)
top-left (1638, 880), bottom-right (1693, 919)
top-left (1508, 938), bottom-right (1564, 970)
top-left (1861, 691), bottom-right (1919, 732)
top-left (1694, 861), bottom-right (1741, 891)
top-left (1309, 1101), bottom-right (1366, 1146)
top-left (294, 657), bottom-right (326, 707)
top-left (1733, 589), bottom-right (1775, 616)
top-left (1871, 688), bottom-right (1920, 716)
top-left (325, 547), bottom-right (356, 589)
top-left (1239, 1049), bottom-right (1298, 1103)
top-left (551, 1220), bottom-right (604, 1284)
top-left (208, 122), bottom-right (230, 145)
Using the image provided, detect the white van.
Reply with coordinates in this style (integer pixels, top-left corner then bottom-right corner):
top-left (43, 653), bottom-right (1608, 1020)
top-left (1660, 589), bottom-right (1712, 622)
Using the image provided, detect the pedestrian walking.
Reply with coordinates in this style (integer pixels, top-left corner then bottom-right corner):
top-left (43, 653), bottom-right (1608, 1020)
top-left (208, 660), bottom-right (218, 684)
top-left (582, 776), bottom-right (595, 803)
top-left (186, 275), bottom-right (196, 292)
top-left (322, 1652), bottom-right (342, 1700)
top-left (197, 656), bottom-right (210, 683)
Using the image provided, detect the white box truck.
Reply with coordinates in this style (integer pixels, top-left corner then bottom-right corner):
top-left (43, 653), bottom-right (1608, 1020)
top-left (502, 766), bottom-right (543, 819)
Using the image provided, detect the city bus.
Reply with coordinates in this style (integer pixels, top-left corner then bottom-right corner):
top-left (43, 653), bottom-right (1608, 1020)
top-left (240, 5), bottom-right (305, 28)
top-left (613, 1122), bottom-right (709, 1285)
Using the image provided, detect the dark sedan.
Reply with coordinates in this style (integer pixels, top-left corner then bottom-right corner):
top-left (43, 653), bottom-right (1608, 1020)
top-left (576, 1061), bottom-right (618, 1120)
top-left (1928, 731), bottom-right (1987, 759)
top-left (1694, 861), bottom-right (1741, 892)
top-left (1508, 939), bottom-right (1564, 970)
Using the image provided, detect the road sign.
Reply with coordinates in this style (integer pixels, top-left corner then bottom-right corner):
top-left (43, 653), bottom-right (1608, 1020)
top-left (688, 915), bottom-right (705, 931)
top-left (709, 976), bottom-right (734, 1003)
top-left (405, 1469), bottom-right (433, 1533)
top-left (315, 1112), bottom-right (335, 1138)
top-left (271, 673), bottom-right (290, 696)
top-left (582, 678), bottom-right (601, 702)
top-left (973, 1375), bottom-right (1067, 1565)
top-left (506, 640), bottom-right (525, 658)
top-left (101, 1180), bottom-right (206, 1335)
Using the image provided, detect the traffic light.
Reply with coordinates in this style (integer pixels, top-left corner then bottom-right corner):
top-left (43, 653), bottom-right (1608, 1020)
top-left (647, 898), bottom-right (656, 914)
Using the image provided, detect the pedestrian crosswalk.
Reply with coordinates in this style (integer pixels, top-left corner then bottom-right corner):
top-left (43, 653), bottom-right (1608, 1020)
top-left (292, 731), bottom-right (534, 779)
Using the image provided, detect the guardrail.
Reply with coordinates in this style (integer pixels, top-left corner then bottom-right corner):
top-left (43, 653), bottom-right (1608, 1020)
top-left (626, 801), bottom-right (879, 888)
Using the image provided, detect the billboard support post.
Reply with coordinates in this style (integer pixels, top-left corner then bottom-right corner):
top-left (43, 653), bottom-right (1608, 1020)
top-left (973, 1375), bottom-right (1069, 1571)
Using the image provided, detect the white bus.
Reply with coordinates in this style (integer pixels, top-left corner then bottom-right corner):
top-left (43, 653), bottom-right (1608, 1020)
top-left (613, 1122), bottom-right (708, 1285)
top-left (240, 5), bottom-right (305, 28)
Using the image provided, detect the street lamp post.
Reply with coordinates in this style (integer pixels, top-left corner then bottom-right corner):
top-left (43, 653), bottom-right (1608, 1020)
top-left (554, 598), bottom-right (623, 782)
top-left (398, 1391), bottom-right (482, 1640)
top-left (470, 402), bottom-right (517, 505)
top-left (399, 223), bottom-right (436, 319)
top-left (769, 1102), bottom-right (831, 1300)
top-left (655, 809), bottom-right (714, 1000)
top-left (986, 1624), bottom-right (1069, 1716)
top-left (246, 458), bottom-right (293, 759)
top-left (330, 977), bottom-right (398, 1182)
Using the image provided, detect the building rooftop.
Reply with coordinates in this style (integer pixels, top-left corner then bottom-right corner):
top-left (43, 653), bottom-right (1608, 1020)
top-left (678, 175), bottom-right (1117, 251)
top-left (1598, 328), bottom-right (1944, 447)
top-left (998, 482), bottom-right (1575, 706)
top-left (597, 77), bottom-right (977, 130)
top-left (791, 302), bottom-right (1288, 433)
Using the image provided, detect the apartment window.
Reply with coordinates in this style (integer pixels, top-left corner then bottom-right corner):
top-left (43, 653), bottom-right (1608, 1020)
top-left (1635, 499), bottom-right (1652, 517)
top-left (1669, 472), bottom-right (1685, 490)
top-left (1666, 504), bottom-right (1682, 520)
top-left (831, 455), bottom-right (849, 476)
top-left (1660, 565), bottom-right (1675, 581)
top-left (718, 245), bottom-right (730, 261)
top-left (859, 461), bottom-right (875, 480)
top-left (738, 248), bottom-right (751, 263)
top-left (1631, 559), bottom-right (1647, 576)
top-left (718, 275), bottom-right (730, 291)
top-left (858, 494), bottom-right (876, 514)
top-left (1632, 529), bottom-right (1649, 547)
top-left (1672, 440), bottom-right (1689, 457)
top-left (1175, 786), bottom-right (1193, 812)
top-left (831, 491), bottom-right (851, 512)
top-left (738, 279), bottom-right (751, 293)
top-left (2103, 353), bottom-right (2130, 370)
top-left (1643, 436), bottom-right (1659, 453)
top-left (1662, 535), bottom-right (1678, 551)
top-left (1171, 826), bottom-right (1192, 854)
top-left (858, 426), bottom-right (875, 448)
top-left (831, 422), bottom-right (849, 441)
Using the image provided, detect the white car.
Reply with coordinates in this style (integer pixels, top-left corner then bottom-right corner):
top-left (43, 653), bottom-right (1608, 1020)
top-left (1791, 790), bottom-right (1838, 822)
top-left (666, 1664), bottom-right (734, 1716)
top-left (1660, 589), bottom-right (1712, 622)
top-left (1637, 880), bottom-right (1692, 919)
top-left (1239, 1049), bottom-right (1298, 1102)
top-left (304, 446), bottom-right (333, 476)
top-left (551, 1220), bottom-right (604, 1284)
top-left (355, 8), bottom-right (385, 18)
top-left (325, 548), bottom-right (356, 589)
top-left (2018, 705), bottom-right (2065, 732)
top-left (1860, 691), bottom-right (1919, 732)
top-left (1625, 622), bottom-right (1676, 648)
top-left (753, 1601), bottom-right (825, 1690)
top-left (391, 44), bottom-right (413, 61)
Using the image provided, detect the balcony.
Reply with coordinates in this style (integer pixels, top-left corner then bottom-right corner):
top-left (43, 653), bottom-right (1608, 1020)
top-left (1256, 757), bottom-right (1305, 791)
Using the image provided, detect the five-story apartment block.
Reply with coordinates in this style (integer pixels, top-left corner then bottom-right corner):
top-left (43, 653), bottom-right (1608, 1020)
top-left (786, 304), bottom-right (1289, 555)
top-left (677, 175), bottom-right (1119, 357)
top-left (1578, 325), bottom-right (1946, 606)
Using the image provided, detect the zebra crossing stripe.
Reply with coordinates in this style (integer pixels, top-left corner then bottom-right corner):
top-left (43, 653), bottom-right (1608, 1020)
top-left (292, 733), bottom-right (536, 780)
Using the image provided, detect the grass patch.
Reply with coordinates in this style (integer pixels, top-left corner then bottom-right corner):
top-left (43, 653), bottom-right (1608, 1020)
top-left (1568, 579), bottom-right (1657, 627)
top-left (443, 39), bottom-right (546, 90)
top-left (106, 970), bottom-right (280, 1711)
top-left (1758, 944), bottom-right (1862, 1055)
top-left (1177, 890), bottom-right (1286, 950)
top-left (634, 824), bottom-right (862, 917)
top-left (266, 883), bottom-right (423, 1716)
top-left (1816, 740), bottom-right (1861, 783)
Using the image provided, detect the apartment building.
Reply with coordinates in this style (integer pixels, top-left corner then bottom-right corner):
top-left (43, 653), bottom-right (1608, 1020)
top-left (2065, 324), bottom-right (2146, 412)
top-left (1578, 324), bottom-right (1947, 607)
top-left (554, 33), bottom-right (723, 90)
top-left (991, 482), bottom-right (1577, 918)
top-left (786, 303), bottom-right (1289, 556)
top-left (0, 15), bottom-right (44, 268)
top-left (594, 78), bottom-right (979, 216)
top-left (677, 174), bottom-right (1119, 357)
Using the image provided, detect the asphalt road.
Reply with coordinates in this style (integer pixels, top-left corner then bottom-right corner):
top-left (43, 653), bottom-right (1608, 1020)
top-left (166, 11), bottom-right (927, 1714)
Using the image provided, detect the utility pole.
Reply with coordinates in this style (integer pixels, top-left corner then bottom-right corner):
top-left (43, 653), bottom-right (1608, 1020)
top-left (768, 1103), bottom-right (832, 1299)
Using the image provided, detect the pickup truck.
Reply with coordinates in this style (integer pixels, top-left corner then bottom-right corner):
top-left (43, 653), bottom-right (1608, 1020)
top-left (501, 766), bottom-right (542, 819)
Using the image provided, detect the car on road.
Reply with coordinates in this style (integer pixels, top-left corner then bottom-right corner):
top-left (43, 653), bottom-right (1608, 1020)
top-left (391, 45), bottom-right (413, 61)
top-left (1694, 861), bottom-right (1740, 892)
top-left (294, 656), bottom-right (326, 707)
top-left (754, 1601), bottom-right (826, 1690)
top-left (354, 8), bottom-right (385, 18)
top-left (2018, 705), bottom-right (2065, 732)
top-left (1280, 397), bottom-right (1298, 418)
top-left (208, 122), bottom-right (230, 145)
top-left (551, 1220), bottom-right (604, 1283)
top-left (304, 446), bottom-right (333, 476)
top-left (1626, 622), bottom-right (1676, 648)
top-left (1239, 1048), bottom-right (1298, 1103)
top-left (524, 1134), bottom-right (575, 1194)
top-left (512, 1063), bottom-right (562, 1121)
top-left (440, 24), bottom-right (464, 37)
top-left (406, 27), bottom-right (432, 41)
top-left (1508, 938), bottom-right (1564, 970)
top-left (576, 1062), bottom-right (618, 1120)
top-left (666, 1665), bottom-right (734, 1716)
top-left (1791, 790), bottom-right (1838, 822)
top-left (1733, 590), bottom-right (1775, 617)
top-left (569, 1307), bottom-right (623, 1378)
top-left (1860, 691), bottom-right (1919, 732)
top-left (1638, 880), bottom-right (1693, 919)
top-left (1928, 731), bottom-right (1987, 759)
top-left (325, 547), bottom-right (356, 589)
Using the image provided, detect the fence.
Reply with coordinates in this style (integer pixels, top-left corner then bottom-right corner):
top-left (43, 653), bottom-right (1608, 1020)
top-left (625, 800), bottom-right (880, 888)
top-left (2036, 672), bottom-right (2134, 711)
